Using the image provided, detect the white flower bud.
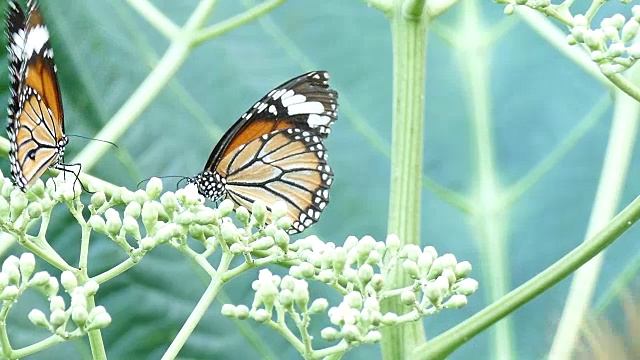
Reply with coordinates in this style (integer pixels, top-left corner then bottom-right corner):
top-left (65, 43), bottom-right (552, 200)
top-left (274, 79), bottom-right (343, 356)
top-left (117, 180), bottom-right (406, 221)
top-left (344, 292), bottom-right (362, 309)
top-left (19, 253), bottom-right (35, 282)
top-left (84, 280), bottom-right (99, 297)
top-left (276, 216), bottom-right (292, 232)
top-left (611, 14), bottom-right (626, 29)
top-left (221, 304), bottom-right (236, 317)
top-left (252, 309), bottom-right (271, 323)
top-left (124, 202), bottom-right (142, 219)
top-left (503, 4), bottom-right (514, 15)
top-left (293, 281), bottom-right (310, 309)
top-left (91, 192), bottom-right (106, 209)
top-left (251, 236), bottom-right (274, 251)
top-left (72, 306), bottom-right (89, 327)
top-left (235, 305), bottom-right (249, 320)
top-left (28, 271), bottom-right (49, 287)
top-left (0, 285), bottom-right (18, 300)
top-left (455, 261), bottom-right (472, 278)
top-left (400, 290), bottom-right (416, 305)
top-left (455, 278), bottom-right (479, 295)
top-left (49, 309), bottom-right (67, 328)
top-left (308, 298), bottom-right (329, 314)
top-left (26, 202), bottom-right (42, 219)
top-left (86, 312), bottom-right (112, 331)
top-left (251, 201), bottom-right (267, 227)
top-left (622, 19), bottom-right (640, 43)
top-left (104, 209), bottom-right (122, 235)
top-left (444, 294), bottom-right (468, 309)
top-left (381, 312), bottom-right (398, 325)
top-left (140, 237), bottom-right (156, 251)
top-left (146, 177), bottom-right (163, 200)
top-left (363, 331), bottom-right (382, 343)
top-left (235, 206), bottom-right (250, 225)
top-left (89, 215), bottom-right (106, 232)
top-left (607, 42), bottom-right (626, 57)
top-left (321, 327), bottom-right (340, 341)
top-left (28, 309), bottom-right (49, 328)
top-left (217, 199), bottom-right (234, 217)
top-left (61, 271), bottom-right (78, 292)
top-left (44, 277), bottom-right (59, 298)
top-left (358, 264), bottom-right (374, 283)
top-left (274, 229), bottom-right (290, 251)
top-left (299, 262), bottom-right (315, 278)
top-left (50, 295), bottom-right (66, 312)
top-left (402, 260), bottom-right (419, 279)
top-left (342, 324), bottom-right (361, 342)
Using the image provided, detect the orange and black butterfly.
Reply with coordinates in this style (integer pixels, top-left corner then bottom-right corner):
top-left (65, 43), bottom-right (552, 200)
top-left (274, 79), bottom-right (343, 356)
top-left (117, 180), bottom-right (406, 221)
top-left (187, 71), bottom-right (338, 234)
top-left (6, 0), bottom-right (74, 191)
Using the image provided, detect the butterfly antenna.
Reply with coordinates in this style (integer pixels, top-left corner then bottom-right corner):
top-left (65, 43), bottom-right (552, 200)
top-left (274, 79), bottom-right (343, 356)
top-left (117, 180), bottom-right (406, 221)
top-left (67, 134), bottom-right (118, 149)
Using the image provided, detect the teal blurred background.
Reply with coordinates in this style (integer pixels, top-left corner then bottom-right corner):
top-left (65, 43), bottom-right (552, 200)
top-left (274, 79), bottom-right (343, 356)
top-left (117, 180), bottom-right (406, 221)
top-left (1, 0), bottom-right (639, 358)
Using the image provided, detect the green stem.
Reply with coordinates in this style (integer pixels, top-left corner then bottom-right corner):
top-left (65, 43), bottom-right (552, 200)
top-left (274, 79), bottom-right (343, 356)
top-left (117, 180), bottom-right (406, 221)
top-left (381, 1), bottom-right (428, 359)
top-left (87, 296), bottom-right (107, 360)
top-left (458, 0), bottom-right (512, 358)
top-left (127, 0), bottom-right (180, 40)
top-left (72, 0), bottom-right (219, 172)
top-left (161, 252), bottom-right (232, 359)
top-left (192, 0), bottom-right (286, 47)
top-left (411, 194), bottom-right (640, 359)
top-left (548, 65), bottom-right (640, 359)
top-left (91, 258), bottom-right (137, 284)
top-left (10, 335), bottom-right (66, 358)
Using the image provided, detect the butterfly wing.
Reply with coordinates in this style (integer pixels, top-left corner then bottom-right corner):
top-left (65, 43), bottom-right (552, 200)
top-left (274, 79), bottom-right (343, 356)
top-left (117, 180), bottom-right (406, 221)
top-left (6, 0), bottom-right (66, 190)
top-left (204, 71), bottom-right (337, 172)
top-left (218, 128), bottom-right (332, 233)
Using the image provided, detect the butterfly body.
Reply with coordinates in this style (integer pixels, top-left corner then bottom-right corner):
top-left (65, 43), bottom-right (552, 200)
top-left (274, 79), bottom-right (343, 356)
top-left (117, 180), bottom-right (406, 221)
top-left (6, 0), bottom-right (70, 191)
top-left (188, 71), bottom-right (338, 234)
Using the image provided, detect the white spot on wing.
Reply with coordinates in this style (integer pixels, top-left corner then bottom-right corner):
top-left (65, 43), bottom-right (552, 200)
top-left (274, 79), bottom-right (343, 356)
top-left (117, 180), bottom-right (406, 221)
top-left (24, 25), bottom-right (50, 59)
top-left (287, 101), bottom-right (325, 115)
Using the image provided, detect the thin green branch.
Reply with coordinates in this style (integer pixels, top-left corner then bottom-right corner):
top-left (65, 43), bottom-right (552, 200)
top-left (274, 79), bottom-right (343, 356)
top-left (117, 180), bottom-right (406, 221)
top-left (584, 0), bottom-right (607, 22)
top-left (72, 0), bottom-right (219, 172)
top-left (126, 0), bottom-right (180, 40)
top-left (10, 334), bottom-right (67, 358)
top-left (161, 251), bottom-right (233, 359)
top-left (92, 257), bottom-right (137, 284)
top-left (458, 0), bottom-right (512, 358)
top-left (503, 94), bottom-right (610, 207)
top-left (548, 66), bottom-right (640, 359)
top-left (361, 0), bottom-right (393, 13)
top-left (192, 0), bottom-right (287, 47)
top-left (413, 194), bottom-right (640, 359)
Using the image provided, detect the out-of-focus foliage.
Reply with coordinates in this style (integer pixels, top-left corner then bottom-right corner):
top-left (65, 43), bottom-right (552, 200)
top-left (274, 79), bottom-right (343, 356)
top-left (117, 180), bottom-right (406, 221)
top-left (0, 0), bottom-right (639, 359)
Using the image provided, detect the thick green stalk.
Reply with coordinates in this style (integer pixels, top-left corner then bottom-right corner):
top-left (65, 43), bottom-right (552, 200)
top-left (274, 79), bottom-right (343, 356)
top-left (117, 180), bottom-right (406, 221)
top-left (381, 1), bottom-right (428, 359)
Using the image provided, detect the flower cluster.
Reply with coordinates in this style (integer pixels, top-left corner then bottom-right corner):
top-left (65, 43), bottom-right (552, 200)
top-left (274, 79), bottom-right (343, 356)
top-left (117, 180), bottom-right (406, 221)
top-left (222, 234), bottom-right (478, 355)
top-left (497, 0), bottom-right (640, 75)
top-left (0, 253), bottom-right (111, 338)
top-left (568, 11), bottom-right (640, 75)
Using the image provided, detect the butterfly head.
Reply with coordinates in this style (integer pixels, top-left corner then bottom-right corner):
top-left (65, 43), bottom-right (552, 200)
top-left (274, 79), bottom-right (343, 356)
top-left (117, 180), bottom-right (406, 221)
top-left (187, 171), bottom-right (226, 201)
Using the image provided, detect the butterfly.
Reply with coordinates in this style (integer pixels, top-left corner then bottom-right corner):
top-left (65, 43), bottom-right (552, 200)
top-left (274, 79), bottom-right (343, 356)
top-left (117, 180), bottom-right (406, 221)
top-left (187, 71), bottom-right (339, 234)
top-left (6, 0), bottom-right (74, 192)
